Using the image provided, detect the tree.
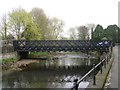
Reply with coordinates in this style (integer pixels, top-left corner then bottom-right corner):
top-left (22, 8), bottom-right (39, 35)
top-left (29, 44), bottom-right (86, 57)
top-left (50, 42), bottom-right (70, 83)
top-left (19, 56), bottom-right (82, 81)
top-left (0, 33), bottom-right (2, 40)
top-left (7, 34), bottom-right (14, 40)
top-left (23, 22), bottom-right (41, 40)
top-left (92, 24), bottom-right (120, 43)
top-left (68, 27), bottom-right (77, 40)
top-left (0, 14), bottom-right (7, 40)
top-left (48, 17), bottom-right (64, 40)
top-left (8, 8), bottom-right (27, 40)
top-left (118, 27), bottom-right (120, 43)
top-left (86, 23), bottom-right (96, 39)
top-left (105, 24), bottom-right (119, 43)
top-left (30, 8), bottom-right (49, 40)
top-left (8, 7), bottom-right (40, 40)
top-left (77, 26), bottom-right (89, 40)
top-left (92, 24), bottom-right (104, 41)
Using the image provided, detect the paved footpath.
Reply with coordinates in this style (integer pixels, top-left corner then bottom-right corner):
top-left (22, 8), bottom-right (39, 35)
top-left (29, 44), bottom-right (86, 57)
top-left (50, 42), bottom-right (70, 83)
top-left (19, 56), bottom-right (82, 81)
top-left (118, 45), bottom-right (120, 90)
top-left (108, 45), bottom-right (119, 89)
top-left (119, 45), bottom-right (120, 89)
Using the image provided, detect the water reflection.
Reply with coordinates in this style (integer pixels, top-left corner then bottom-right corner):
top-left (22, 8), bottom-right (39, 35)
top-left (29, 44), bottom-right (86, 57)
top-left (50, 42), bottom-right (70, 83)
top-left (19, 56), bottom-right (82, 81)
top-left (2, 54), bottom-right (99, 88)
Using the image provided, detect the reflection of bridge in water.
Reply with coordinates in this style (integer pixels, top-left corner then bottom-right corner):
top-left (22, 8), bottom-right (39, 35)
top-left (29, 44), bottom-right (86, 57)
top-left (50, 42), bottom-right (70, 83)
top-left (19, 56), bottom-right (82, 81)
top-left (13, 40), bottom-right (113, 59)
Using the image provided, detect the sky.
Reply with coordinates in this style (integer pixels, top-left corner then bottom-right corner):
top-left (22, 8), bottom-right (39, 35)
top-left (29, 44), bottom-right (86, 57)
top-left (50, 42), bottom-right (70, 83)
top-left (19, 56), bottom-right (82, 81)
top-left (0, 0), bottom-right (119, 36)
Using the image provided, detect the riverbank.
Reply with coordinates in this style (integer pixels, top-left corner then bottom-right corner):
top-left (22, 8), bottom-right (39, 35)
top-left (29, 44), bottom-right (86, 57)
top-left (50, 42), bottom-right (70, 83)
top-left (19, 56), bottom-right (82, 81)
top-left (1, 52), bottom-right (56, 71)
top-left (2, 59), bottom-right (41, 76)
top-left (2, 51), bottom-right (96, 71)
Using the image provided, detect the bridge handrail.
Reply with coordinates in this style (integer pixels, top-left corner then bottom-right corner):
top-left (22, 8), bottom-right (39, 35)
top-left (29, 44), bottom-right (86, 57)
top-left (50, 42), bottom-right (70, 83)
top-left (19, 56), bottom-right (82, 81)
top-left (71, 55), bottom-right (108, 90)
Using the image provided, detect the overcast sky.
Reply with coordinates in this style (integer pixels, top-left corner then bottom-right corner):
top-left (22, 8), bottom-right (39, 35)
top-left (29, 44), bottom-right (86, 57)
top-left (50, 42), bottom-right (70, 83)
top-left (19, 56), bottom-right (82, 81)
top-left (0, 0), bottom-right (119, 36)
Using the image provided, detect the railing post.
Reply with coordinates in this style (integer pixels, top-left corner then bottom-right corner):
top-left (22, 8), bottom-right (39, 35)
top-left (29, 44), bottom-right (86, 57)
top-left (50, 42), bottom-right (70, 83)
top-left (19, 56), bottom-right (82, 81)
top-left (93, 64), bottom-right (96, 85)
top-left (98, 57), bottom-right (102, 74)
top-left (73, 79), bottom-right (79, 90)
top-left (109, 51), bottom-right (111, 60)
top-left (104, 58), bottom-right (106, 68)
top-left (110, 46), bottom-right (112, 58)
top-left (109, 53), bottom-right (111, 60)
top-left (74, 84), bottom-right (79, 90)
top-left (106, 55), bottom-right (108, 64)
top-left (100, 61), bottom-right (103, 74)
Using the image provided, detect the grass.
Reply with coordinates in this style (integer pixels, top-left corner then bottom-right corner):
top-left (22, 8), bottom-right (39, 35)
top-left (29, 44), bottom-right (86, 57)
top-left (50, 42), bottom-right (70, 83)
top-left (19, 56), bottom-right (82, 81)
top-left (29, 52), bottom-right (49, 57)
top-left (0, 57), bottom-right (17, 63)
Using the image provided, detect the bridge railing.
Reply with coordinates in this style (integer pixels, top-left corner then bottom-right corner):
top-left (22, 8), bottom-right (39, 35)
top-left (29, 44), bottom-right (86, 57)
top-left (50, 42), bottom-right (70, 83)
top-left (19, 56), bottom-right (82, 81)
top-left (71, 53), bottom-right (111, 90)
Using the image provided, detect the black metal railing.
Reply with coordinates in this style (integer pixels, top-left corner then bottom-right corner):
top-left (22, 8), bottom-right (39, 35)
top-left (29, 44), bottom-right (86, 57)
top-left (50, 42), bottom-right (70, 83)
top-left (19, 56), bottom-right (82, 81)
top-left (71, 53), bottom-right (111, 90)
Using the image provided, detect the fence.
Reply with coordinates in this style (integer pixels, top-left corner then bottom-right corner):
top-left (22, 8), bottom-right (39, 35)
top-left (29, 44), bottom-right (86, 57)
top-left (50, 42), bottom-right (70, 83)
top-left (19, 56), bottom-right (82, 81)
top-left (71, 52), bottom-right (111, 90)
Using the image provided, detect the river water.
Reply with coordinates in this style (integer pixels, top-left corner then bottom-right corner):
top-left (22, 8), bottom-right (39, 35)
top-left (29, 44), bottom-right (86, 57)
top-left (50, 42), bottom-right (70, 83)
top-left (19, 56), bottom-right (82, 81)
top-left (2, 53), bottom-right (99, 88)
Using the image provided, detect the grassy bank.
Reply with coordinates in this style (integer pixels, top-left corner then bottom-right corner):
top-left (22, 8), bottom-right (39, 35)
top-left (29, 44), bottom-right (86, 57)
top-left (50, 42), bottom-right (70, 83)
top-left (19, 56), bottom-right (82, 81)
top-left (28, 52), bottom-right (80, 56)
top-left (29, 52), bottom-right (49, 57)
top-left (0, 57), bottom-right (17, 63)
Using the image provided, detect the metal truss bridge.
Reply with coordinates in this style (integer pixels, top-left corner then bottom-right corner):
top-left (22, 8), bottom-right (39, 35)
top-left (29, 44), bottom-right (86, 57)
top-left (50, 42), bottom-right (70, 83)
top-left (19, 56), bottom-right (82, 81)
top-left (13, 40), bottom-right (112, 52)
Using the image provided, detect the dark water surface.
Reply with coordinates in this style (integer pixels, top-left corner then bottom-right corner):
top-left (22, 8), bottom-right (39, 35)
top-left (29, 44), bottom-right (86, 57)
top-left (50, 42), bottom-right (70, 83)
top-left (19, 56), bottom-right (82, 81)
top-left (2, 54), bottom-right (99, 88)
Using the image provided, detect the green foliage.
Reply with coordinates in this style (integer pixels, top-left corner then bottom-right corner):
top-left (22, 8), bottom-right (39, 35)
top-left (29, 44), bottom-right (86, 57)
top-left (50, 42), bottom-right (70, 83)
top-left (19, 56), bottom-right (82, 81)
top-left (30, 8), bottom-right (64, 40)
top-left (1, 58), bottom-right (17, 63)
top-left (2, 7), bottom-right (120, 42)
top-left (92, 24), bottom-right (120, 43)
top-left (105, 25), bottom-right (119, 43)
top-left (1, 7), bottom-right (66, 41)
top-left (29, 52), bottom-right (49, 57)
top-left (8, 8), bottom-right (27, 39)
top-left (92, 24), bottom-right (104, 41)
top-left (30, 8), bottom-right (49, 40)
top-left (8, 7), bottom-right (41, 40)
top-left (23, 22), bottom-right (41, 40)
top-left (0, 14), bottom-right (7, 40)
top-left (118, 27), bottom-right (120, 43)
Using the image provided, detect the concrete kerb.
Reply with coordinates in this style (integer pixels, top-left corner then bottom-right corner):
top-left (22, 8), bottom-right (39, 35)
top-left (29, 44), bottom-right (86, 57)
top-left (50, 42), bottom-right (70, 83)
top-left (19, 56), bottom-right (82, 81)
top-left (102, 53), bottom-right (114, 88)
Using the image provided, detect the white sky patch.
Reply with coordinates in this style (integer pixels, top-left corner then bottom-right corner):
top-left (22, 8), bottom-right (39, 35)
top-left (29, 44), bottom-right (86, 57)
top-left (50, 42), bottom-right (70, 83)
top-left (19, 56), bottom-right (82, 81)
top-left (0, 0), bottom-right (119, 37)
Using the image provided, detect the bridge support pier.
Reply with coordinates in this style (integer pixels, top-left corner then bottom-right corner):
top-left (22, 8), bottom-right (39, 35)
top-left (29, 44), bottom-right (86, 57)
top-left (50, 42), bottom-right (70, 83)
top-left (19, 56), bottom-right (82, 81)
top-left (17, 51), bottom-right (28, 60)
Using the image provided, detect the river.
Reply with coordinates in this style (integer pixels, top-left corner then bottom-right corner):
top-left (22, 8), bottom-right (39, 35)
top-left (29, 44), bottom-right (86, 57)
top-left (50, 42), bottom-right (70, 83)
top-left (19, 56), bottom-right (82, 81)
top-left (2, 53), bottom-right (100, 88)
